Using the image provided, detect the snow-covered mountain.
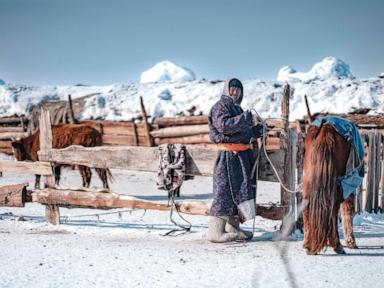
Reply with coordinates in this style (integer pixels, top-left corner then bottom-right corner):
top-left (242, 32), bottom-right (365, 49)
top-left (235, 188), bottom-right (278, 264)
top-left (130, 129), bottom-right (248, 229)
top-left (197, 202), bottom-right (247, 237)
top-left (0, 78), bottom-right (5, 85)
top-left (140, 61), bottom-right (195, 83)
top-left (0, 58), bottom-right (383, 121)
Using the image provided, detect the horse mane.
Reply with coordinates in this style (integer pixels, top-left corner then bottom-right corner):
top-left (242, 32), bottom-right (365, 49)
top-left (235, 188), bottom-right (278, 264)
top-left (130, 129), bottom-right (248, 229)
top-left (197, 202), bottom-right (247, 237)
top-left (306, 124), bottom-right (342, 253)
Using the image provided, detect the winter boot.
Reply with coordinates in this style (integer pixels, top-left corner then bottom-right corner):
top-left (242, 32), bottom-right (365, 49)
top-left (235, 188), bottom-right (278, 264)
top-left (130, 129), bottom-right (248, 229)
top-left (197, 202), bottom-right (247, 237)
top-left (207, 216), bottom-right (243, 243)
top-left (225, 215), bottom-right (253, 241)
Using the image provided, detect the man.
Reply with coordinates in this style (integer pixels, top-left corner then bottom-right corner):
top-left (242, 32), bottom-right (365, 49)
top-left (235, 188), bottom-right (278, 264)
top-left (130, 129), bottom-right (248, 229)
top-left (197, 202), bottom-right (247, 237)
top-left (207, 78), bottom-right (266, 243)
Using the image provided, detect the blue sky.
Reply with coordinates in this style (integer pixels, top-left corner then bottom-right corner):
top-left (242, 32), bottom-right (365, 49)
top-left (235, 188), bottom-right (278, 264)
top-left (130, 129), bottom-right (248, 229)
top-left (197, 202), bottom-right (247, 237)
top-left (0, 0), bottom-right (383, 85)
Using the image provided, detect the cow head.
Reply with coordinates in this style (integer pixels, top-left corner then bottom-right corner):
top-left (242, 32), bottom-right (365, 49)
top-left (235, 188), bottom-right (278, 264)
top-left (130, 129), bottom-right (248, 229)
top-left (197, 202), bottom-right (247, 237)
top-left (11, 138), bottom-right (29, 161)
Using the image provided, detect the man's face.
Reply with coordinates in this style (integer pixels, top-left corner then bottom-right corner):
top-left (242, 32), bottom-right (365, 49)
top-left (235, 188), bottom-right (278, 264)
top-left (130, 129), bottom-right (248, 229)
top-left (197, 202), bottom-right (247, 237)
top-left (229, 87), bottom-right (242, 101)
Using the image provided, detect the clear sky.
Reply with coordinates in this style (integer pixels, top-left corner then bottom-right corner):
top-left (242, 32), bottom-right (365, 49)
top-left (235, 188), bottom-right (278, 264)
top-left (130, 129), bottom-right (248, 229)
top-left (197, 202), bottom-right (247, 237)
top-left (0, 0), bottom-right (383, 85)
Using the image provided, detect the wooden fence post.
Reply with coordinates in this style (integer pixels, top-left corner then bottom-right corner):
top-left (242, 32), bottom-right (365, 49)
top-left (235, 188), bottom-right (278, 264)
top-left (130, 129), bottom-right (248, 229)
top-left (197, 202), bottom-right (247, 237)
top-left (280, 84), bottom-right (298, 234)
top-left (280, 84), bottom-right (291, 208)
top-left (373, 132), bottom-right (381, 212)
top-left (365, 132), bottom-right (376, 212)
top-left (381, 133), bottom-right (384, 212)
top-left (39, 108), bottom-right (60, 225)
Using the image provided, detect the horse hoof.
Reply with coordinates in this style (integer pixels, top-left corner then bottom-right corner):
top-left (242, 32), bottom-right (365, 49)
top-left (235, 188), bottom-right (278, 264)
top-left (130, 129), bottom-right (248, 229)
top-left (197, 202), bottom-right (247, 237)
top-left (305, 249), bottom-right (317, 255)
top-left (346, 238), bottom-right (358, 249)
top-left (347, 243), bottom-right (358, 249)
top-left (334, 246), bottom-right (346, 255)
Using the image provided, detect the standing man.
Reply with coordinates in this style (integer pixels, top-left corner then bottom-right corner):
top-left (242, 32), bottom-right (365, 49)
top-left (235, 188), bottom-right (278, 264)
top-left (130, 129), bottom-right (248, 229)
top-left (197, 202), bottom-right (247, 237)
top-left (207, 78), bottom-right (266, 243)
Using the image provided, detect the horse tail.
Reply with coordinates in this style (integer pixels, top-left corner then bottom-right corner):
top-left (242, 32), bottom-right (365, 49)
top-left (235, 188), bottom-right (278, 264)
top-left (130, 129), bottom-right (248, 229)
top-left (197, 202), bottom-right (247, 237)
top-left (307, 125), bottom-right (341, 254)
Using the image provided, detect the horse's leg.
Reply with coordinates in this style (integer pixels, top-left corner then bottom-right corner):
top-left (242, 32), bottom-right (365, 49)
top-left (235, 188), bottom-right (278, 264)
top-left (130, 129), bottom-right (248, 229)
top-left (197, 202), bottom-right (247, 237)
top-left (302, 206), bottom-right (315, 254)
top-left (95, 168), bottom-right (109, 190)
top-left (54, 165), bottom-right (61, 186)
top-left (329, 208), bottom-right (345, 255)
top-left (340, 195), bottom-right (357, 249)
top-left (79, 166), bottom-right (92, 188)
top-left (35, 174), bottom-right (41, 189)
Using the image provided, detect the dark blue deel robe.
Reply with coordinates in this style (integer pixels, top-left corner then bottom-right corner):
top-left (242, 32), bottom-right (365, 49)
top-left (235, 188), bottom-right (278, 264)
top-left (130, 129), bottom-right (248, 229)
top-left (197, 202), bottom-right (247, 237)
top-left (208, 80), bottom-right (257, 217)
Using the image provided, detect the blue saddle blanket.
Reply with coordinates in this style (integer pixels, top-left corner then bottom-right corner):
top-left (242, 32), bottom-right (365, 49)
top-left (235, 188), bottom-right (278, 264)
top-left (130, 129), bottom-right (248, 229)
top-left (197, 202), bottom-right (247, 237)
top-left (312, 116), bottom-right (365, 199)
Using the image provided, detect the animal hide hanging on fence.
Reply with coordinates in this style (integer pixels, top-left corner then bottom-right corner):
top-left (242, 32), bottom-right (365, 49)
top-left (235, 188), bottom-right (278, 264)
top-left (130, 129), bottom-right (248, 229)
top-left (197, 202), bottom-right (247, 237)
top-left (157, 144), bottom-right (193, 197)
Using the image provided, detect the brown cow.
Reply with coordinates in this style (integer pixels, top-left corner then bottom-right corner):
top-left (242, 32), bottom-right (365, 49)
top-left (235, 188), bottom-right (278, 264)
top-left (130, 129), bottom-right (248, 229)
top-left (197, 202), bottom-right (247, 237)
top-left (11, 124), bottom-right (112, 190)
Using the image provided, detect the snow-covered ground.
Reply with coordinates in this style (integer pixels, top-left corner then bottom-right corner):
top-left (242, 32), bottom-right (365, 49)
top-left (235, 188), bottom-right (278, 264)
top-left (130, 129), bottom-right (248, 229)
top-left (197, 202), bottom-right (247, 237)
top-left (1, 57), bottom-right (384, 287)
top-left (1, 153), bottom-right (384, 288)
top-left (1, 57), bottom-right (384, 121)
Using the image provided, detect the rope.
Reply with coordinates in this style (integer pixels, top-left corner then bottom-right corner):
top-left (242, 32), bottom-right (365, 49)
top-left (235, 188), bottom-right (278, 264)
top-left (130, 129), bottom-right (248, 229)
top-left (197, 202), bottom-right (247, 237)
top-left (250, 109), bottom-right (303, 235)
top-left (59, 209), bottom-right (145, 224)
top-left (162, 189), bottom-right (192, 236)
top-left (251, 109), bottom-right (303, 194)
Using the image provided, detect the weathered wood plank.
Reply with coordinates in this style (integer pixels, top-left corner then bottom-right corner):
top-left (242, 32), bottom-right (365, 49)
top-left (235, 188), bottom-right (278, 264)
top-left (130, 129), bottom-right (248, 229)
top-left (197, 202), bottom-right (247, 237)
top-left (0, 116), bottom-right (27, 125)
top-left (154, 134), bottom-right (211, 145)
top-left (39, 108), bottom-right (60, 225)
top-left (0, 183), bottom-right (29, 207)
top-left (32, 188), bottom-right (285, 219)
top-left (102, 134), bottom-right (148, 146)
top-left (0, 127), bottom-right (25, 133)
top-left (150, 125), bottom-right (209, 138)
top-left (0, 132), bottom-right (29, 140)
top-left (0, 140), bottom-right (11, 149)
top-left (0, 148), bottom-right (13, 155)
top-left (154, 115), bottom-right (208, 127)
top-left (0, 160), bottom-right (53, 175)
top-left (38, 145), bottom-right (285, 181)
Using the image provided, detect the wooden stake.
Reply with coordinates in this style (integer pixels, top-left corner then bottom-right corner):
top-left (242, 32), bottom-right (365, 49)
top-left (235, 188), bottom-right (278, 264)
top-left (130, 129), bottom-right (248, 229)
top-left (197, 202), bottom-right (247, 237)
top-left (304, 94), bottom-right (312, 125)
top-left (67, 94), bottom-right (77, 124)
top-left (140, 96), bottom-right (154, 147)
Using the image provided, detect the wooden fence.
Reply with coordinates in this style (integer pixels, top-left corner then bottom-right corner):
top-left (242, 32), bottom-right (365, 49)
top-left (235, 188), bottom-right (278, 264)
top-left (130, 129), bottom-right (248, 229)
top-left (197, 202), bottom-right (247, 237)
top-left (0, 104), bottom-right (294, 225)
top-left (357, 131), bottom-right (384, 213)
top-left (1, 85), bottom-right (383, 231)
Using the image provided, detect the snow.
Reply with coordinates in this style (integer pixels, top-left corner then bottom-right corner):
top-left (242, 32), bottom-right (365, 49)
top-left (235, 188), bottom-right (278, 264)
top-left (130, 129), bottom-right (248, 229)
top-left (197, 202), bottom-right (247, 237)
top-left (1, 76), bottom-right (384, 122)
top-left (0, 153), bottom-right (383, 288)
top-left (277, 57), bottom-right (353, 82)
top-left (0, 57), bottom-right (383, 122)
top-left (1, 57), bottom-right (384, 287)
top-left (140, 61), bottom-right (195, 84)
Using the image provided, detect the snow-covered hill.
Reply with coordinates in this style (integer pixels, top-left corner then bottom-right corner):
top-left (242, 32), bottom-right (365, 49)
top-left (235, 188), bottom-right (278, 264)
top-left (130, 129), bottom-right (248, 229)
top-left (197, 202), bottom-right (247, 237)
top-left (140, 61), bottom-right (195, 83)
top-left (0, 58), bottom-right (383, 121)
top-left (277, 57), bottom-right (353, 82)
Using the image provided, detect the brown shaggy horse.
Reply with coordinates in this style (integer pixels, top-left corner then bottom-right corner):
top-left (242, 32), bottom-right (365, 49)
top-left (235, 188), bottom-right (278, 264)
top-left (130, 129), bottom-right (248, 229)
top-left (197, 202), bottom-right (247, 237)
top-left (303, 124), bottom-right (357, 255)
top-left (11, 124), bottom-right (112, 190)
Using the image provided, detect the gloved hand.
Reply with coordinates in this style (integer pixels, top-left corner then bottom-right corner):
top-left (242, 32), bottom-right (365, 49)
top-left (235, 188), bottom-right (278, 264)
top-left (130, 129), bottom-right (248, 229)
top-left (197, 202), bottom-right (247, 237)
top-left (251, 124), bottom-right (270, 138)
